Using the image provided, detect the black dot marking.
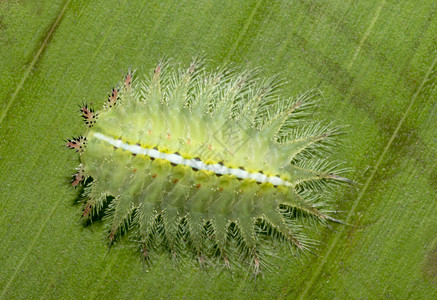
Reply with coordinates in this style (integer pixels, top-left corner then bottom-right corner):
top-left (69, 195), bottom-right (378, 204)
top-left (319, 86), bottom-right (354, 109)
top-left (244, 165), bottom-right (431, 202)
top-left (194, 157), bottom-right (201, 161)
top-left (218, 161), bottom-right (224, 166)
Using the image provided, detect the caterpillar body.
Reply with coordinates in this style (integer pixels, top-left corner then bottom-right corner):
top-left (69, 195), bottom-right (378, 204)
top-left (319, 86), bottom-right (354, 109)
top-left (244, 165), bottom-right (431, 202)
top-left (66, 59), bottom-right (351, 272)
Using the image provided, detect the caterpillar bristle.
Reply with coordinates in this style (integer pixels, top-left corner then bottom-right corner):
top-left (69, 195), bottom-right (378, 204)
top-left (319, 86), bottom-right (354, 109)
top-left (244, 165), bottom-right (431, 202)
top-left (65, 136), bottom-right (86, 152)
top-left (80, 104), bottom-right (97, 127)
top-left (124, 71), bottom-right (133, 90)
top-left (71, 167), bottom-right (84, 187)
top-left (105, 87), bottom-right (119, 108)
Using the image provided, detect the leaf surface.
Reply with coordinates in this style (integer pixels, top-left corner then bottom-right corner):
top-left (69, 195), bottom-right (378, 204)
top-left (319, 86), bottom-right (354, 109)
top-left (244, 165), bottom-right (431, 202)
top-left (0, 0), bottom-right (436, 298)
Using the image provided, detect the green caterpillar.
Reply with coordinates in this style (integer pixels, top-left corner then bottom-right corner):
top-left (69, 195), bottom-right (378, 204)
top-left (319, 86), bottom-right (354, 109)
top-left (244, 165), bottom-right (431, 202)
top-left (66, 58), bottom-right (351, 272)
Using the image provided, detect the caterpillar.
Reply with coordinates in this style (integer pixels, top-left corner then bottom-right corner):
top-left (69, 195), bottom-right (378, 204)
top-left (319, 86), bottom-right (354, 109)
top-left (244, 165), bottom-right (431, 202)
top-left (66, 58), bottom-right (351, 273)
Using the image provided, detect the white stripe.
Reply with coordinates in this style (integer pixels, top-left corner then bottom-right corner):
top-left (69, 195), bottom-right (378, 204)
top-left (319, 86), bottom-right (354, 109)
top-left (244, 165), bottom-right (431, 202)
top-left (92, 132), bottom-right (293, 187)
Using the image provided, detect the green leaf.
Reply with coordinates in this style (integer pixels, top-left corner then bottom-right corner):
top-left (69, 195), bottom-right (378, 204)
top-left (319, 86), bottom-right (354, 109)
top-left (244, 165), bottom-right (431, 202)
top-left (1, 0), bottom-right (435, 298)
